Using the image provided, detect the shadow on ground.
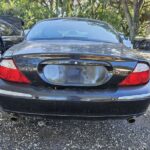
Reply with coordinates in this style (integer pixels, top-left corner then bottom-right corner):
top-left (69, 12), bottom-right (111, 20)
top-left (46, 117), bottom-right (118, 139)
top-left (0, 107), bottom-right (150, 150)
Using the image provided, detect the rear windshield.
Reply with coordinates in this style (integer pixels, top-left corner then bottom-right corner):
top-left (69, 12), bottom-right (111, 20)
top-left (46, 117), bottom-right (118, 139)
top-left (26, 19), bottom-right (120, 43)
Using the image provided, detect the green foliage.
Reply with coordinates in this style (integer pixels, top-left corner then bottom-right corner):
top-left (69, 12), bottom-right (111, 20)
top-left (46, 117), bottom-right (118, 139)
top-left (0, 0), bottom-right (149, 37)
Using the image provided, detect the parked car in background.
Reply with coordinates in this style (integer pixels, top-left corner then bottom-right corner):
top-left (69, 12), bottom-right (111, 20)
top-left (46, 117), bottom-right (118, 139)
top-left (119, 33), bottom-right (150, 50)
top-left (0, 18), bottom-right (149, 122)
top-left (134, 37), bottom-right (150, 50)
top-left (0, 16), bottom-right (24, 50)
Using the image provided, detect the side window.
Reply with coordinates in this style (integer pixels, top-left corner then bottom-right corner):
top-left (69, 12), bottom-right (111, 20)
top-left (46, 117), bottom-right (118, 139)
top-left (0, 21), bottom-right (14, 36)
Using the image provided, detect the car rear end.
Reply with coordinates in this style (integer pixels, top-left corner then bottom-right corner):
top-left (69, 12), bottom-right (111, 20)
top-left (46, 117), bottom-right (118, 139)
top-left (0, 18), bottom-right (150, 119)
top-left (0, 51), bottom-right (149, 118)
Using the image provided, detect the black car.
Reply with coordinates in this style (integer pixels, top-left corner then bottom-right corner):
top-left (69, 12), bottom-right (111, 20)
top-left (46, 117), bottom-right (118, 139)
top-left (134, 38), bottom-right (150, 50)
top-left (0, 18), bottom-right (149, 122)
top-left (0, 36), bottom-right (5, 55)
top-left (0, 16), bottom-right (24, 50)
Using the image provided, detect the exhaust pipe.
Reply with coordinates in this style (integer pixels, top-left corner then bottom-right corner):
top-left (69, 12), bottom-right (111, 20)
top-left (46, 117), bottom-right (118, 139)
top-left (9, 113), bottom-right (20, 122)
top-left (127, 117), bottom-right (136, 123)
top-left (10, 115), bottom-right (18, 122)
top-left (0, 111), bottom-right (20, 121)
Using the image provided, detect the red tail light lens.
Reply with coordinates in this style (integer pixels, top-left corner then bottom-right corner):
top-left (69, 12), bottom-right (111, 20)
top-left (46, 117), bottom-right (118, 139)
top-left (0, 59), bottom-right (31, 84)
top-left (119, 63), bottom-right (150, 86)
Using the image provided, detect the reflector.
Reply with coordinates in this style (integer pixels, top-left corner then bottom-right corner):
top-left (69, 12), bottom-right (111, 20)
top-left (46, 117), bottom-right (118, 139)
top-left (0, 59), bottom-right (31, 84)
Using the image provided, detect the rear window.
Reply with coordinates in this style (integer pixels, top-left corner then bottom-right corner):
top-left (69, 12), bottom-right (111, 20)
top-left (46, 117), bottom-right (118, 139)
top-left (27, 19), bottom-right (120, 43)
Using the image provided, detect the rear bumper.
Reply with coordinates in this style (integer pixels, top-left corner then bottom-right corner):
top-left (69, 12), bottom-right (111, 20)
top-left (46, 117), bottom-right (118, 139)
top-left (0, 80), bottom-right (150, 118)
top-left (0, 95), bottom-right (149, 118)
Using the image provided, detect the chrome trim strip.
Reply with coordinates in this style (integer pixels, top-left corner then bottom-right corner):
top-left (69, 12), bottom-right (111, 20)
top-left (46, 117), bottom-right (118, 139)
top-left (0, 89), bottom-right (149, 101)
top-left (118, 93), bottom-right (150, 100)
top-left (38, 96), bottom-right (67, 101)
top-left (0, 89), bottom-right (32, 98)
top-left (38, 96), bottom-right (112, 102)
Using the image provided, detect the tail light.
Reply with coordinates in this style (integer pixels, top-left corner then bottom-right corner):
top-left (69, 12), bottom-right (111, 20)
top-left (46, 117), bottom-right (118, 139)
top-left (0, 59), bottom-right (31, 84)
top-left (119, 63), bottom-right (150, 86)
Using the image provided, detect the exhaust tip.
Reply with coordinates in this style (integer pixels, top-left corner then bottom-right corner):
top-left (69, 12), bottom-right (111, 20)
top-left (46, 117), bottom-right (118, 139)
top-left (10, 116), bottom-right (18, 122)
top-left (9, 113), bottom-right (20, 122)
top-left (127, 117), bottom-right (136, 123)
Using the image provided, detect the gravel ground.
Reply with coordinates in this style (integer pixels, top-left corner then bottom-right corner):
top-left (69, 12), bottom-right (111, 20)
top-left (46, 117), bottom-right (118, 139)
top-left (0, 108), bottom-right (150, 150)
top-left (0, 50), bottom-right (150, 150)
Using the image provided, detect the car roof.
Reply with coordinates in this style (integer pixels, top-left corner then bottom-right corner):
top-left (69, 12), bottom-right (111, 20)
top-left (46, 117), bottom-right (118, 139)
top-left (0, 16), bottom-right (24, 30)
top-left (0, 19), bottom-right (11, 25)
top-left (37, 17), bottom-right (109, 26)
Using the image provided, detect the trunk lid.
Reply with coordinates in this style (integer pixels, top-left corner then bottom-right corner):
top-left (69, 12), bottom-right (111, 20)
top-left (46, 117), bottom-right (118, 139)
top-left (5, 40), bottom-right (140, 88)
top-left (4, 40), bottom-right (141, 59)
top-left (39, 60), bottom-right (112, 87)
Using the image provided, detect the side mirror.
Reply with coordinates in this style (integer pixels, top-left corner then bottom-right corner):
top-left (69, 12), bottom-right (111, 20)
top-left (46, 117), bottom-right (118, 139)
top-left (24, 29), bottom-right (30, 36)
top-left (118, 33), bottom-right (124, 40)
top-left (118, 33), bottom-right (133, 48)
top-left (117, 33), bottom-right (123, 44)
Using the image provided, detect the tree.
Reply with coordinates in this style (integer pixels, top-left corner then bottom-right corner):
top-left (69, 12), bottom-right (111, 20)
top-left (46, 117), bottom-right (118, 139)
top-left (122, 0), bottom-right (144, 42)
top-left (0, 0), bottom-right (149, 40)
top-left (110, 0), bottom-right (150, 41)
